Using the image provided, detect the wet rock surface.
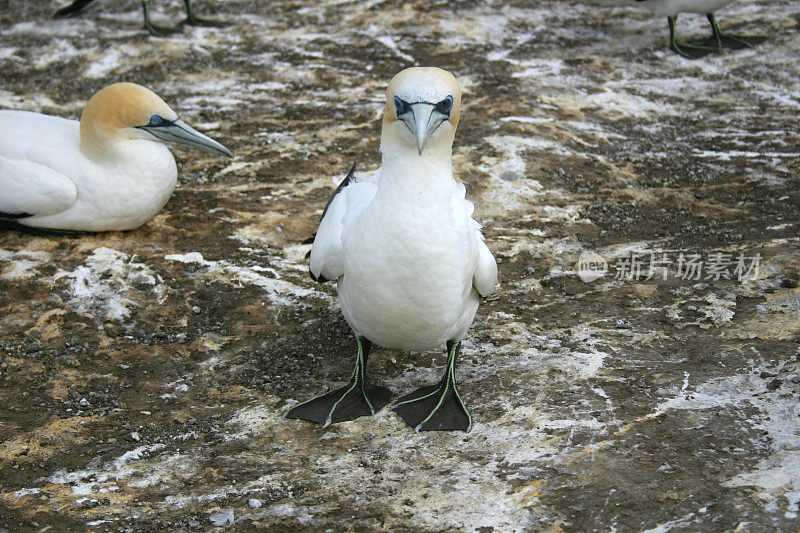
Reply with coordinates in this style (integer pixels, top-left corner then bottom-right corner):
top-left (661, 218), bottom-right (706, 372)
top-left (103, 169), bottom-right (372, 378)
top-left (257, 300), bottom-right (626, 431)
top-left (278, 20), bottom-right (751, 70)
top-left (1, 0), bottom-right (799, 530)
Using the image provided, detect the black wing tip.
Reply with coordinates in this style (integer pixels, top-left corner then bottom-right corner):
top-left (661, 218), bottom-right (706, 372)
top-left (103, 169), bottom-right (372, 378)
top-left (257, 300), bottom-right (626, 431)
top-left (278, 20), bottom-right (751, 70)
top-left (0, 217), bottom-right (95, 237)
top-left (0, 211), bottom-right (34, 220)
top-left (53, 0), bottom-right (95, 18)
top-left (319, 161), bottom-right (359, 222)
top-left (309, 267), bottom-right (328, 283)
top-left (345, 161), bottom-right (357, 180)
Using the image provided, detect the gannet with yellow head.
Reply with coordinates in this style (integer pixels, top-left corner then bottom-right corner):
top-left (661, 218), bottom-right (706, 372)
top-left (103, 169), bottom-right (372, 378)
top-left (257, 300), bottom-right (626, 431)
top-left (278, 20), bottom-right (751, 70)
top-left (286, 67), bottom-right (497, 432)
top-left (0, 82), bottom-right (230, 232)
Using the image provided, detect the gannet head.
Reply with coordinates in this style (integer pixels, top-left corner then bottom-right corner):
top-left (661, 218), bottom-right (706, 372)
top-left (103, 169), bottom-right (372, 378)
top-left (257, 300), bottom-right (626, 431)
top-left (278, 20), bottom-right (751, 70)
top-left (79, 82), bottom-right (231, 158)
top-left (382, 67), bottom-right (462, 156)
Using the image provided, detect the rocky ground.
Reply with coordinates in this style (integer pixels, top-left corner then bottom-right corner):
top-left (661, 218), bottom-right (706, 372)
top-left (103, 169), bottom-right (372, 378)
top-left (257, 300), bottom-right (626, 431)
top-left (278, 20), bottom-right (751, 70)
top-left (1, 0), bottom-right (799, 531)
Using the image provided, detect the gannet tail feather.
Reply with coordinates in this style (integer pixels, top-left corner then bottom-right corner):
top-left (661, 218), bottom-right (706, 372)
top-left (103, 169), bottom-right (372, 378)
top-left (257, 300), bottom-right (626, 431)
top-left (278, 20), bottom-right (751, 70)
top-left (0, 210), bottom-right (33, 220)
top-left (53, 0), bottom-right (97, 18)
top-left (0, 220), bottom-right (90, 236)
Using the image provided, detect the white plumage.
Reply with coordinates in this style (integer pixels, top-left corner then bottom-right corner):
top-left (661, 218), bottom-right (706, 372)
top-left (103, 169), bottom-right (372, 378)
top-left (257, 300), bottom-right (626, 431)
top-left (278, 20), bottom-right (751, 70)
top-left (310, 70), bottom-right (496, 352)
top-left (0, 83), bottom-right (230, 232)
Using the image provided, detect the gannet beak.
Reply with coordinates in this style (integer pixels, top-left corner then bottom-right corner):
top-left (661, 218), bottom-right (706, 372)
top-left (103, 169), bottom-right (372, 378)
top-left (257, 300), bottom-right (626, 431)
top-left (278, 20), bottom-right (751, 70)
top-left (138, 119), bottom-right (232, 157)
top-left (408, 103), bottom-right (437, 155)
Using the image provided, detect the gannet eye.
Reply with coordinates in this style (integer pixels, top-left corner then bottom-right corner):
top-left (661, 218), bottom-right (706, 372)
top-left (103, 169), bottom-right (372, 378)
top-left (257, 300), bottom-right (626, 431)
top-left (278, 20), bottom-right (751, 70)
top-left (436, 96), bottom-right (453, 115)
top-left (394, 96), bottom-right (411, 117)
top-left (147, 115), bottom-right (169, 127)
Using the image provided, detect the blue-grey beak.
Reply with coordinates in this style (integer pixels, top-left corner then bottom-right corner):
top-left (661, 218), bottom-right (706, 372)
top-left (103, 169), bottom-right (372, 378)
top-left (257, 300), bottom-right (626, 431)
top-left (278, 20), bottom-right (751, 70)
top-left (138, 119), bottom-right (232, 157)
top-left (400, 103), bottom-right (447, 155)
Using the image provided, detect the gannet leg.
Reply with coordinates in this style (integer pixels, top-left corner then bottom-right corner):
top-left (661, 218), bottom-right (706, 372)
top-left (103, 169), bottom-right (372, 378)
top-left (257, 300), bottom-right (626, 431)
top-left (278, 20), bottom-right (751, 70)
top-left (705, 13), bottom-right (765, 50)
top-left (668, 15), bottom-right (716, 59)
top-left (141, 0), bottom-right (183, 37)
top-left (393, 340), bottom-right (472, 432)
top-left (181, 0), bottom-right (231, 27)
top-left (285, 337), bottom-right (392, 427)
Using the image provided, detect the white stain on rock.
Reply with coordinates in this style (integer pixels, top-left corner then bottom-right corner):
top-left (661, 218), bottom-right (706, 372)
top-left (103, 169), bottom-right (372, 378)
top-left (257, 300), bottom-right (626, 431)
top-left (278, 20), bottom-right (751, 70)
top-left (55, 247), bottom-right (168, 321)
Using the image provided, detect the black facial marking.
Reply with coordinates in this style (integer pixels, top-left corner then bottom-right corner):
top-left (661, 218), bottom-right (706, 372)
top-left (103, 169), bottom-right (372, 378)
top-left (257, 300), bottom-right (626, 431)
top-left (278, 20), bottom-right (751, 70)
top-left (436, 96), bottom-right (453, 116)
top-left (146, 115), bottom-right (170, 128)
top-left (394, 96), bottom-right (411, 117)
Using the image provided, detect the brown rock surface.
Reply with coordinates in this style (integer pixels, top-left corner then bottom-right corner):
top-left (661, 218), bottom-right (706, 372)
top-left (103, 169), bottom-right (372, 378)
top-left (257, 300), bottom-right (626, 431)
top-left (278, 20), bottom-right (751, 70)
top-left (1, 0), bottom-right (799, 530)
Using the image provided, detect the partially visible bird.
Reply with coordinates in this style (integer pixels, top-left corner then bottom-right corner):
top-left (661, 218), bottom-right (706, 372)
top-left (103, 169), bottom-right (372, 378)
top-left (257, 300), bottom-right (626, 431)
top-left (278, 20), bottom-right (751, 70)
top-left (599, 0), bottom-right (763, 58)
top-left (0, 82), bottom-right (231, 232)
top-left (286, 67), bottom-right (497, 432)
top-left (53, 0), bottom-right (230, 37)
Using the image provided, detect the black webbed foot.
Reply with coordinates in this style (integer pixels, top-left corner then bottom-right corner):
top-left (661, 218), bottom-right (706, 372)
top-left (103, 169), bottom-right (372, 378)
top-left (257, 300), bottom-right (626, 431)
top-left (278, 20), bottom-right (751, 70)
top-left (701, 34), bottom-right (766, 51)
top-left (182, 16), bottom-right (231, 28)
top-left (181, 0), bottom-right (231, 28)
top-left (393, 340), bottom-right (472, 432)
top-left (285, 337), bottom-right (392, 427)
top-left (393, 381), bottom-right (471, 432)
top-left (670, 40), bottom-right (718, 59)
top-left (667, 15), bottom-right (717, 59)
top-left (701, 13), bottom-right (766, 51)
top-left (286, 380), bottom-right (392, 427)
top-left (141, 0), bottom-right (183, 36)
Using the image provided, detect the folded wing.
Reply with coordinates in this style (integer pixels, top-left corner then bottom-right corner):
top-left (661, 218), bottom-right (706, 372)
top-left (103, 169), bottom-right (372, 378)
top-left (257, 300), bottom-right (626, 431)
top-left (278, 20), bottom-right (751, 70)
top-left (0, 111), bottom-right (79, 220)
top-left (309, 165), bottom-right (378, 282)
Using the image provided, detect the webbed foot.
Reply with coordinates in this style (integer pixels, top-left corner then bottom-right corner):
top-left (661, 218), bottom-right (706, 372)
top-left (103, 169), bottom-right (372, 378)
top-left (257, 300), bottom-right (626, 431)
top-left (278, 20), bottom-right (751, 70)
top-left (286, 380), bottom-right (392, 427)
top-left (142, 0), bottom-right (182, 36)
top-left (393, 340), bottom-right (472, 432)
top-left (701, 34), bottom-right (766, 51)
top-left (181, 0), bottom-right (231, 27)
top-left (285, 337), bottom-right (392, 427)
top-left (670, 40), bottom-right (718, 59)
top-left (702, 13), bottom-right (766, 51)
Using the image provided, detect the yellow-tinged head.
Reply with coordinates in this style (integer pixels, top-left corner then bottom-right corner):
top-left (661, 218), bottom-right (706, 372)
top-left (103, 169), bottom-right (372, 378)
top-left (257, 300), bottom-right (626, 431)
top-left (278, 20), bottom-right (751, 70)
top-left (381, 67), bottom-right (461, 155)
top-left (79, 82), bottom-right (231, 158)
top-left (382, 67), bottom-right (462, 156)
top-left (81, 83), bottom-right (176, 142)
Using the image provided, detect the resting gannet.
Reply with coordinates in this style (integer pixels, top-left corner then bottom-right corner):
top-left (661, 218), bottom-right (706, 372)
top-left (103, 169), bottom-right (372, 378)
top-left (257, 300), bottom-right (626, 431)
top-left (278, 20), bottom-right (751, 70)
top-left (0, 82), bottom-right (231, 232)
top-left (601, 1), bottom-right (762, 58)
top-left (54, 0), bottom-right (229, 37)
top-left (286, 67), bottom-right (497, 432)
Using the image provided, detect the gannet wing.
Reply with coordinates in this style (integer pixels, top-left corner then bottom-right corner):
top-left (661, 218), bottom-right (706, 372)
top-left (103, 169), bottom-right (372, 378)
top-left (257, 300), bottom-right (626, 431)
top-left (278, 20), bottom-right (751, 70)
top-left (0, 155), bottom-right (77, 220)
top-left (473, 233), bottom-right (498, 298)
top-left (453, 183), bottom-right (497, 298)
top-left (309, 164), bottom-right (378, 282)
top-left (0, 111), bottom-right (80, 221)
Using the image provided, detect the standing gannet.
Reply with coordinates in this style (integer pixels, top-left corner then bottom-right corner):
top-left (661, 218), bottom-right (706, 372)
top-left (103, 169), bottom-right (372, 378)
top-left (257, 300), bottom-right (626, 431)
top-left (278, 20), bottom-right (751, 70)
top-left (54, 0), bottom-right (229, 37)
top-left (0, 82), bottom-right (231, 232)
top-left (600, 1), bottom-right (762, 58)
top-left (286, 67), bottom-right (497, 432)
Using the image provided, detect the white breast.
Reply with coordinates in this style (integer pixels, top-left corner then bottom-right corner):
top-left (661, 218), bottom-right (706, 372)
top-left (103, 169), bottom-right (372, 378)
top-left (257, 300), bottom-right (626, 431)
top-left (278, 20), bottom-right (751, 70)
top-left (338, 182), bottom-right (481, 351)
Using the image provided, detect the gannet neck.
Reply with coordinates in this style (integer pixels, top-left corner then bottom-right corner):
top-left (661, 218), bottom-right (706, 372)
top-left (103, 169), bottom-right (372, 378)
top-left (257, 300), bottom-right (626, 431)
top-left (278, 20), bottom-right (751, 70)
top-left (378, 141), bottom-right (456, 202)
top-left (79, 82), bottom-right (177, 158)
